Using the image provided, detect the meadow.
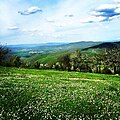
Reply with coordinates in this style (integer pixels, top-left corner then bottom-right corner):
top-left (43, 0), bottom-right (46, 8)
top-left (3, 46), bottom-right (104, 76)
top-left (0, 66), bottom-right (119, 120)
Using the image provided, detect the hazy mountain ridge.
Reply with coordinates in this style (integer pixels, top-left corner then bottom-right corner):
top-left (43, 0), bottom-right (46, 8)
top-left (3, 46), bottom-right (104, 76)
top-left (83, 41), bottom-right (120, 50)
top-left (8, 41), bottom-right (101, 57)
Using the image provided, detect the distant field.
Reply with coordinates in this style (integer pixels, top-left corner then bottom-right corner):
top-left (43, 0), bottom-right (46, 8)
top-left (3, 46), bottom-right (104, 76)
top-left (0, 67), bottom-right (119, 119)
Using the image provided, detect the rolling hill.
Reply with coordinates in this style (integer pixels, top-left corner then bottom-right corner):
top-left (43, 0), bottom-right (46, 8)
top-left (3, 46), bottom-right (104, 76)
top-left (25, 41), bottom-right (120, 64)
top-left (25, 51), bottom-right (70, 63)
top-left (83, 41), bottom-right (120, 50)
top-left (9, 41), bottom-right (101, 57)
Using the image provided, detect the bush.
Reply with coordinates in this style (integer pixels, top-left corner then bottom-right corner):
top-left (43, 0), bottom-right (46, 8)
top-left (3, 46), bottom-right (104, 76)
top-left (116, 68), bottom-right (120, 75)
top-left (55, 62), bottom-right (61, 70)
top-left (102, 67), bottom-right (112, 74)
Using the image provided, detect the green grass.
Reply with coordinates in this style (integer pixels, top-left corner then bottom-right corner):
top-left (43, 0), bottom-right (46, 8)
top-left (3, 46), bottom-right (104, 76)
top-left (26, 51), bottom-right (70, 63)
top-left (0, 67), bottom-right (120, 119)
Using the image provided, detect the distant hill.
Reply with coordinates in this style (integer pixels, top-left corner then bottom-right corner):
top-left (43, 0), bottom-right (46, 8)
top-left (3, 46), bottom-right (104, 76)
top-left (83, 41), bottom-right (120, 50)
top-left (9, 41), bottom-right (101, 57)
top-left (53, 41), bottom-right (102, 51)
top-left (24, 41), bottom-right (101, 63)
top-left (8, 43), bottom-right (66, 48)
top-left (21, 41), bottom-right (120, 64)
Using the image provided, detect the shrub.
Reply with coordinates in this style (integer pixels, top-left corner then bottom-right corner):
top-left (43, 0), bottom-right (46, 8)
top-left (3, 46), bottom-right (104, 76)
top-left (102, 67), bottom-right (112, 74)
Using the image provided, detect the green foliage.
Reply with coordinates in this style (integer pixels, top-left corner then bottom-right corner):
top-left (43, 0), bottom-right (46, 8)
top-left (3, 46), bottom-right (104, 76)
top-left (58, 53), bottom-right (71, 70)
top-left (70, 49), bottom-right (82, 71)
top-left (101, 67), bottom-right (113, 74)
top-left (0, 45), bottom-right (22, 67)
top-left (0, 45), bottom-right (10, 63)
top-left (103, 48), bottom-right (120, 74)
top-left (9, 56), bottom-right (21, 67)
top-left (0, 67), bottom-right (119, 119)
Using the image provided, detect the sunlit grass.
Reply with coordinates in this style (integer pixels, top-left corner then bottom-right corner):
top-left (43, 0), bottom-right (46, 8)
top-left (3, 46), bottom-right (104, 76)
top-left (0, 66), bottom-right (119, 119)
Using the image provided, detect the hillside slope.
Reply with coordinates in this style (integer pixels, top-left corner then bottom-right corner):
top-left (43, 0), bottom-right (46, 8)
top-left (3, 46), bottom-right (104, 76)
top-left (26, 51), bottom-right (70, 63)
top-left (0, 66), bottom-right (119, 119)
top-left (83, 41), bottom-right (120, 50)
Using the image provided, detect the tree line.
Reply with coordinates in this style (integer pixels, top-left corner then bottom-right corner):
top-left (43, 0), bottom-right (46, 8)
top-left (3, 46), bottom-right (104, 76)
top-left (0, 44), bottom-right (120, 74)
top-left (0, 45), bottom-right (21, 67)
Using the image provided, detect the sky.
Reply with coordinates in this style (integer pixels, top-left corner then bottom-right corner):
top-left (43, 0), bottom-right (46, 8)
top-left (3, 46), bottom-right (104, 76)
top-left (0, 0), bottom-right (120, 45)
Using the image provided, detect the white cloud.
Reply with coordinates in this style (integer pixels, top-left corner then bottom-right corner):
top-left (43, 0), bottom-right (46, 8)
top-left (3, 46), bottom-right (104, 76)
top-left (0, 1), bottom-right (19, 36)
top-left (21, 22), bottom-right (56, 36)
top-left (38, 33), bottom-right (62, 38)
top-left (96, 4), bottom-right (117, 10)
top-left (22, 28), bottom-right (38, 33)
top-left (115, 7), bottom-right (120, 13)
top-left (64, 14), bottom-right (74, 17)
top-left (90, 3), bottom-right (120, 22)
top-left (18, 6), bottom-right (42, 15)
top-left (46, 18), bottom-right (55, 23)
top-left (8, 26), bottom-right (19, 30)
top-left (114, 0), bottom-right (120, 2)
top-left (81, 16), bottom-right (106, 23)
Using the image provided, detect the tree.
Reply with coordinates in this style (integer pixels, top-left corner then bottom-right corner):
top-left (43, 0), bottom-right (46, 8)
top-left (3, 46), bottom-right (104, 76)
top-left (103, 48), bottom-right (120, 74)
top-left (0, 44), bottom-right (21, 67)
top-left (10, 56), bottom-right (21, 67)
top-left (58, 53), bottom-right (71, 71)
top-left (0, 45), bottom-right (10, 64)
top-left (70, 49), bottom-right (82, 71)
top-left (94, 54), bottom-right (104, 73)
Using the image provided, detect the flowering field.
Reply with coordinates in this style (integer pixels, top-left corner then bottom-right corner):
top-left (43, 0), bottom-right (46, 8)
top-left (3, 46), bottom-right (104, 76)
top-left (0, 66), bottom-right (120, 120)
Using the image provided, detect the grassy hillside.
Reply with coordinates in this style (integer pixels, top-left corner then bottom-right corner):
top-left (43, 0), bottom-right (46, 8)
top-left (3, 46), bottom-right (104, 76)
top-left (25, 51), bottom-right (70, 63)
top-left (0, 67), bottom-right (119, 119)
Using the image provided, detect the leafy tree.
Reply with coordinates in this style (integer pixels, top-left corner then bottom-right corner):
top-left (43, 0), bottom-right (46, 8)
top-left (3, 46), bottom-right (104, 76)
top-left (59, 53), bottom-right (71, 70)
top-left (70, 49), bottom-right (82, 71)
top-left (103, 48), bottom-right (120, 74)
top-left (80, 54), bottom-right (93, 72)
top-left (34, 61), bottom-right (40, 69)
top-left (102, 67), bottom-right (112, 74)
top-left (0, 44), bottom-right (21, 67)
top-left (93, 54), bottom-right (104, 73)
top-left (0, 45), bottom-right (10, 63)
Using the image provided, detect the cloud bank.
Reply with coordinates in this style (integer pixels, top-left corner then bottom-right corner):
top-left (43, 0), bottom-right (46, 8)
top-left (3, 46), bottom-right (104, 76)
top-left (114, 0), bottom-right (120, 2)
top-left (92, 4), bottom-right (120, 22)
top-left (1, 0), bottom-right (120, 44)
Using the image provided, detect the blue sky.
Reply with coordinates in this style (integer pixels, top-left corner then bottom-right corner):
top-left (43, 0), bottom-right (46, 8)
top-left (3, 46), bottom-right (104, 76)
top-left (0, 0), bottom-right (120, 45)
